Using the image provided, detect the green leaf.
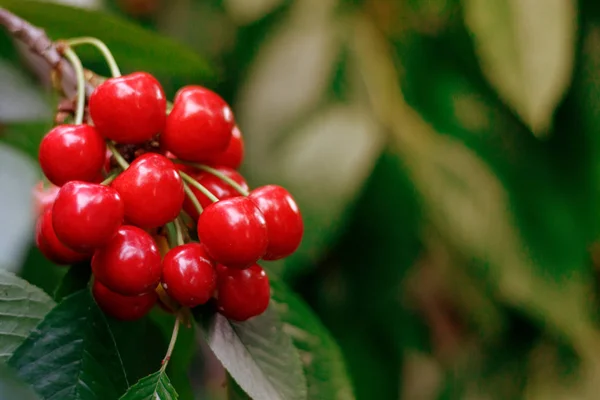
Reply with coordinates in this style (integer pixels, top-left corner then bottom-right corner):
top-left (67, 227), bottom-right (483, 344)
top-left (108, 316), bottom-right (166, 387)
top-left (462, 0), bottom-right (577, 135)
top-left (0, 270), bottom-right (54, 362)
top-left (574, 22), bottom-right (600, 237)
top-left (223, 0), bottom-right (286, 25)
top-left (0, 363), bottom-right (41, 400)
top-left (269, 276), bottom-right (355, 400)
top-left (53, 264), bottom-right (91, 302)
top-left (120, 370), bottom-right (178, 400)
top-left (0, 0), bottom-right (214, 85)
top-left (8, 290), bottom-right (129, 400)
top-left (196, 304), bottom-right (307, 400)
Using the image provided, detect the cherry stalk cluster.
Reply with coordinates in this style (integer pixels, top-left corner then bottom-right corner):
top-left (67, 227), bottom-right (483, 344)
top-left (33, 38), bottom-right (303, 323)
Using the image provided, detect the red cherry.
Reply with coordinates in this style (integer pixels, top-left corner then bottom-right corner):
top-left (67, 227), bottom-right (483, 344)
top-left (91, 173), bottom-right (106, 184)
top-left (216, 264), bottom-right (270, 321)
top-left (204, 126), bottom-right (244, 169)
top-left (32, 181), bottom-right (60, 216)
top-left (161, 243), bottom-right (217, 307)
top-left (92, 280), bottom-right (157, 321)
top-left (89, 72), bottom-right (166, 144)
top-left (182, 167), bottom-right (249, 220)
top-left (52, 181), bottom-right (124, 252)
top-left (162, 86), bottom-right (234, 162)
top-left (92, 225), bottom-right (162, 295)
top-left (111, 153), bottom-right (184, 229)
top-left (38, 124), bottom-right (106, 186)
top-left (35, 208), bottom-right (90, 265)
top-left (249, 185), bottom-right (303, 260)
top-left (197, 197), bottom-right (268, 269)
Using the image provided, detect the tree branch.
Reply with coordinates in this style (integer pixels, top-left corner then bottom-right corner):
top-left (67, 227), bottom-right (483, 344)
top-left (0, 7), bottom-right (92, 97)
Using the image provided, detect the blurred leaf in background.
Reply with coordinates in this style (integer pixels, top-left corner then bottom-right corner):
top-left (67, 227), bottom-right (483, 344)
top-left (463, 0), bottom-right (577, 136)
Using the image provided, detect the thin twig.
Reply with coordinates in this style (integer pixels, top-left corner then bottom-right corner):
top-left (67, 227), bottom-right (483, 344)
top-left (0, 7), bottom-right (93, 96)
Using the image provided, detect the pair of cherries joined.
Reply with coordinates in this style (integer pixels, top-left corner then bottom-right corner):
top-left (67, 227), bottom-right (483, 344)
top-left (34, 71), bottom-right (303, 322)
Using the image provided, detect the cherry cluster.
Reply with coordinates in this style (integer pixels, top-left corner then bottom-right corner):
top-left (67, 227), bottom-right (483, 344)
top-left (34, 72), bottom-right (303, 322)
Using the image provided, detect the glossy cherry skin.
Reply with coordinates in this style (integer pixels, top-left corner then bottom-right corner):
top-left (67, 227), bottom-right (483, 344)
top-left (249, 185), bottom-right (303, 260)
top-left (161, 243), bottom-right (217, 307)
top-left (35, 208), bottom-right (90, 265)
top-left (32, 181), bottom-right (60, 216)
top-left (162, 86), bottom-right (234, 162)
top-left (92, 280), bottom-right (157, 321)
top-left (111, 153), bottom-right (184, 229)
top-left (92, 225), bottom-right (162, 295)
top-left (89, 72), bottom-right (166, 144)
top-left (52, 181), bottom-right (124, 252)
top-left (203, 126), bottom-right (244, 169)
top-left (39, 124), bottom-right (106, 186)
top-left (216, 264), bottom-right (270, 321)
top-left (183, 167), bottom-right (249, 220)
top-left (197, 197), bottom-right (268, 269)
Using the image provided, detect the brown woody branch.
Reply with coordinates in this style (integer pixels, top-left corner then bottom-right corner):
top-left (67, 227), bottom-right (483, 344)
top-left (0, 7), bottom-right (93, 97)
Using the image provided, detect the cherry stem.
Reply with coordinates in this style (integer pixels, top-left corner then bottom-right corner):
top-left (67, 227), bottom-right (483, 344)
top-left (156, 284), bottom-right (180, 313)
top-left (64, 37), bottom-right (121, 78)
top-left (178, 210), bottom-right (194, 226)
top-left (106, 142), bottom-right (129, 171)
top-left (200, 165), bottom-right (250, 196)
top-left (174, 218), bottom-right (185, 246)
top-left (176, 162), bottom-right (249, 196)
top-left (165, 222), bottom-right (177, 249)
top-left (100, 173), bottom-right (118, 185)
top-left (61, 48), bottom-right (85, 125)
top-left (182, 181), bottom-right (203, 216)
top-left (160, 313), bottom-right (181, 373)
top-left (179, 171), bottom-right (219, 203)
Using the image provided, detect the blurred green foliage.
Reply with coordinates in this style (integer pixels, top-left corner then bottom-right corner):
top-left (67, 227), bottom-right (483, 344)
top-left (3, 0), bottom-right (600, 399)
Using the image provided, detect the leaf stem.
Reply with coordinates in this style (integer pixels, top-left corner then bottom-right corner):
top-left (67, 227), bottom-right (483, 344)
top-left (106, 142), bottom-right (129, 170)
top-left (182, 181), bottom-right (203, 216)
top-left (61, 48), bottom-right (86, 125)
top-left (177, 162), bottom-right (249, 196)
top-left (65, 37), bottom-right (121, 77)
top-left (160, 314), bottom-right (181, 372)
top-left (179, 171), bottom-right (219, 203)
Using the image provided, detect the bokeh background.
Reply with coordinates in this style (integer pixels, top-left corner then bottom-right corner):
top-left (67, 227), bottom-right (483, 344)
top-left (2, 0), bottom-right (600, 399)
